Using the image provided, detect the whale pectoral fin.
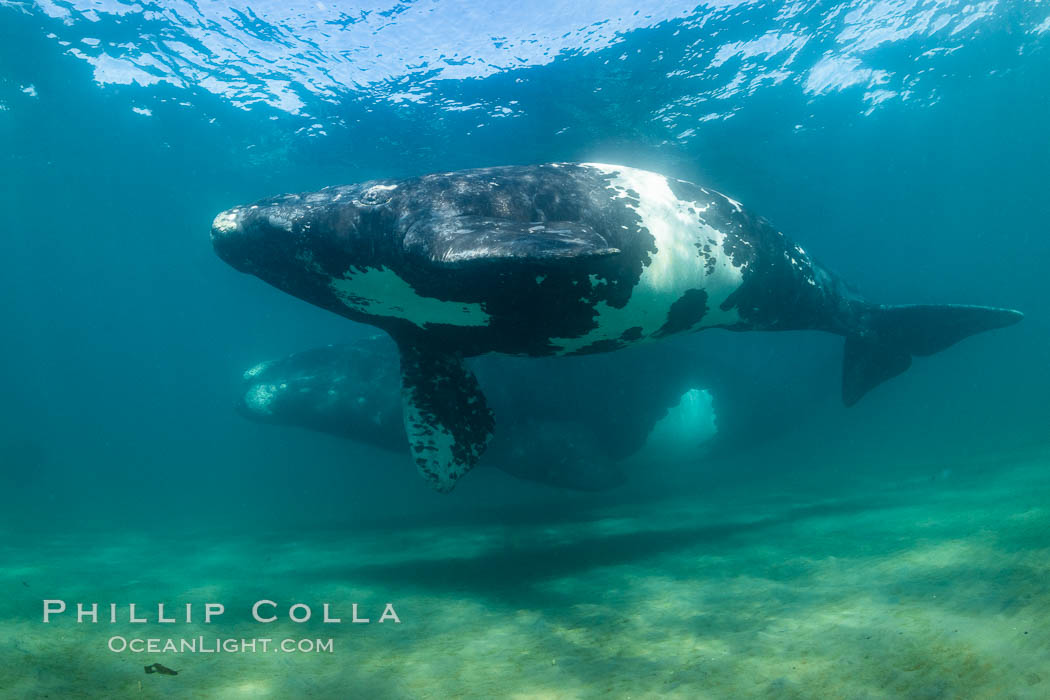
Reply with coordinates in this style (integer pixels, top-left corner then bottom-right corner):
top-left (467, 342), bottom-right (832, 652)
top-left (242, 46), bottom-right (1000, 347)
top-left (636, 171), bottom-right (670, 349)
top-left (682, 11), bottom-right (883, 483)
top-left (421, 216), bottom-right (621, 264)
top-left (398, 342), bottom-right (494, 493)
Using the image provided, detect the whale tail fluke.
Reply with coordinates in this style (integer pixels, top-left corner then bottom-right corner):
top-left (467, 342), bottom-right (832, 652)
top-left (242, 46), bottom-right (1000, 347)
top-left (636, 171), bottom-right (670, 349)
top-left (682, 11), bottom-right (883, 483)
top-left (843, 304), bottom-right (1023, 406)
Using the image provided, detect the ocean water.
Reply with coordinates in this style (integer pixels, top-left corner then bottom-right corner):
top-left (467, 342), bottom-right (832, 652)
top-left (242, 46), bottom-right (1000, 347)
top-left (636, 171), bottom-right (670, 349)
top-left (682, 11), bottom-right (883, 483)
top-left (2, 1), bottom-right (1049, 697)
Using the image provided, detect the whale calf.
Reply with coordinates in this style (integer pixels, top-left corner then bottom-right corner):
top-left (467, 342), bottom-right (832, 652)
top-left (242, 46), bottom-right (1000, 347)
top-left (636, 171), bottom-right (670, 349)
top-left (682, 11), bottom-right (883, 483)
top-left (236, 337), bottom-right (720, 491)
top-left (212, 163), bottom-right (1023, 492)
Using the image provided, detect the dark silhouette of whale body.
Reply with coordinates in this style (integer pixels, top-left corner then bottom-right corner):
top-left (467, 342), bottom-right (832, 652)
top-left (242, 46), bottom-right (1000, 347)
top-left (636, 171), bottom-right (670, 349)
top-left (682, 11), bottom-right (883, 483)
top-left (212, 163), bottom-right (1023, 493)
top-left (235, 337), bottom-right (721, 492)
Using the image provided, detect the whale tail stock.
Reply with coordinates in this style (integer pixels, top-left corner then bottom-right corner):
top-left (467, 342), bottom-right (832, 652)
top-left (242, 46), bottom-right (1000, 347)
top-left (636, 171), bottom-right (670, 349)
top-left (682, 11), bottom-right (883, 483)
top-left (842, 303), bottom-right (1023, 406)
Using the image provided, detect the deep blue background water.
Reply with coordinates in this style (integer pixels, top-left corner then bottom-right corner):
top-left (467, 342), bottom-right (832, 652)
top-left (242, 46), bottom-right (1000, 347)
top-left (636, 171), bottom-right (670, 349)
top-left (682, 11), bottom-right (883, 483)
top-left (1, 1), bottom-right (1047, 531)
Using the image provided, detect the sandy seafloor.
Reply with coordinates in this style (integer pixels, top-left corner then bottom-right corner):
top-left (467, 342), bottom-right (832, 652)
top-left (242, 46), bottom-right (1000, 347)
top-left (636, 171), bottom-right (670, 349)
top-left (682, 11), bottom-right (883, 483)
top-left (3, 441), bottom-right (1048, 700)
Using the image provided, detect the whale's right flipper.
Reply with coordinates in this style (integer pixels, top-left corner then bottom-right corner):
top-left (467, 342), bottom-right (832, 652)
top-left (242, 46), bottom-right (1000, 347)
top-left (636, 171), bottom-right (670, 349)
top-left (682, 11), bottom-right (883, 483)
top-left (843, 303), bottom-right (1024, 406)
top-left (397, 341), bottom-right (494, 493)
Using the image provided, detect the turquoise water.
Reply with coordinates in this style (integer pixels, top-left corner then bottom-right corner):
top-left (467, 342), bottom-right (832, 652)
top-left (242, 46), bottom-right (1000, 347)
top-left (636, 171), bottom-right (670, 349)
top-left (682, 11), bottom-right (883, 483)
top-left (2, 2), bottom-right (1049, 697)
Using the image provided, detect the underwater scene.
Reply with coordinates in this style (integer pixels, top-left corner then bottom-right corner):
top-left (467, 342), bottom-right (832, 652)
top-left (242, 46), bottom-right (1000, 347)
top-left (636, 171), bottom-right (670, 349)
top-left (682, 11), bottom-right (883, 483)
top-left (2, 1), bottom-right (1049, 697)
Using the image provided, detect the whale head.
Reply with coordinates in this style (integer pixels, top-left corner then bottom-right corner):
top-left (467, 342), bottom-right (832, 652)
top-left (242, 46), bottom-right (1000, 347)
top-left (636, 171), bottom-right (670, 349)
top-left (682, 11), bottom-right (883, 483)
top-left (210, 187), bottom-right (406, 318)
top-left (237, 342), bottom-right (406, 449)
top-left (210, 189), bottom-right (379, 276)
top-left (212, 183), bottom-right (502, 329)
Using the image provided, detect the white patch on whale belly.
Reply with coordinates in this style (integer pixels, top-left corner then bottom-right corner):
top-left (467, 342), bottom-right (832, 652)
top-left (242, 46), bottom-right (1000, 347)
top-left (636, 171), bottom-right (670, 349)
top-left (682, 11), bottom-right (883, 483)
top-left (551, 164), bottom-right (746, 352)
top-left (328, 265), bottom-right (491, 328)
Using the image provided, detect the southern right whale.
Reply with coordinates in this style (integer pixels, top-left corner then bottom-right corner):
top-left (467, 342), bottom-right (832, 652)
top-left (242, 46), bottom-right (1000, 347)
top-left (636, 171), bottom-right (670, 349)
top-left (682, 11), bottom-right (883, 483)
top-left (236, 337), bottom-right (721, 492)
top-left (212, 162), bottom-right (1024, 492)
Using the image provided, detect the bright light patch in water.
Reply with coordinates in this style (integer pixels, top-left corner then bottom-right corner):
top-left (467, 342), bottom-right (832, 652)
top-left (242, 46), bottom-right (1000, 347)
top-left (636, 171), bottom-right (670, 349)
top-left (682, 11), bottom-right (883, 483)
top-left (26, 0), bottom-right (702, 113)
top-left (17, 0), bottom-right (1045, 124)
top-left (803, 55), bottom-right (889, 95)
top-left (629, 388), bottom-right (718, 468)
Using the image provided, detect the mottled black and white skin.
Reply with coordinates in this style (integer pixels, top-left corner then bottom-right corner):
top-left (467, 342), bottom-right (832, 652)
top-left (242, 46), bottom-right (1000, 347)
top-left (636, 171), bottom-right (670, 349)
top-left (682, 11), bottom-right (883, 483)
top-left (212, 163), bottom-right (1023, 492)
